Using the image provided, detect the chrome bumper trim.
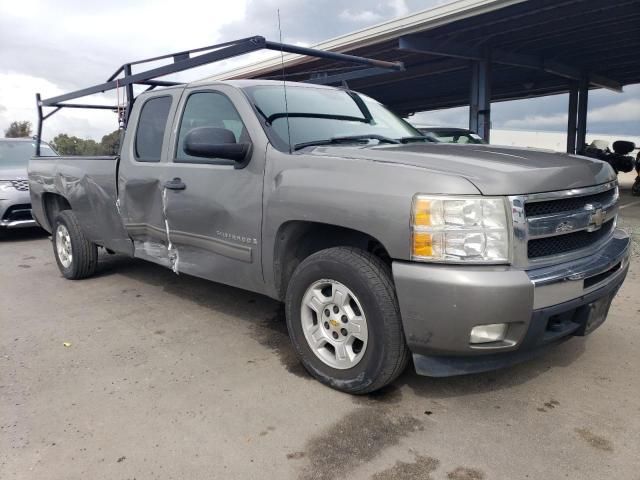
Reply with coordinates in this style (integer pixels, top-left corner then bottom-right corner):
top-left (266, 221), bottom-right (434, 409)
top-left (529, 230), bottom-right (630, 309)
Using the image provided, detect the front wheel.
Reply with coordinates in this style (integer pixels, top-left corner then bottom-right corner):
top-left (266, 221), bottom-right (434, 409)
top-left (285, 247), bottom-right (409, 394)
top-left (52, 210), bottom-right (98, 279)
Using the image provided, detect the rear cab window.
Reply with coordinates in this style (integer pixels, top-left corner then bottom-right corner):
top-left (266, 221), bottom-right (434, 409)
top-left (135, 96), bottom-right (172, 162)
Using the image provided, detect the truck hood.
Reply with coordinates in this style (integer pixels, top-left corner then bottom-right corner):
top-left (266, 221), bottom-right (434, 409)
top-left (305, 143), bottom-right (615, 195)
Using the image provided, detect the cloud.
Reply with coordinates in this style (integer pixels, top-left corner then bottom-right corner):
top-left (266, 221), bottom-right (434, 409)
top-left (1, 0), bottom-right (638, 140)
top-left (339, 10), bottom-right (383, 23)
top-left (389, 0), bottom-right (410, 18)
top-left (502, 96), bottom-right (640, 134)
top-left (589, 99), bottom-right (640, 123)
top-left (503, 113), bottom-right (568, 130)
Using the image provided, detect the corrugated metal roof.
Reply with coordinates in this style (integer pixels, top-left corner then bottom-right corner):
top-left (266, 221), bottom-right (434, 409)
top-left (207, 0), bottom-right (640, 115)
top-left (208, 0), bottom-right (526, 81)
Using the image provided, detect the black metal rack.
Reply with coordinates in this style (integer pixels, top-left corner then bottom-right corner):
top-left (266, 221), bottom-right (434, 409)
top-left (35, 35), bottom-right (404, 155)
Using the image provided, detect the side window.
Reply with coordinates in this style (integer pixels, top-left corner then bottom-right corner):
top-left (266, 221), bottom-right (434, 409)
top-left (135, 96), bottom-right (172, 162)
top-left (176, 91), bottom-right (248, 163)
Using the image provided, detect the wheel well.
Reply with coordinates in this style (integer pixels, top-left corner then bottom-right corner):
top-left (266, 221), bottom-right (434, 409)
top-left (273, 221), bottom-right (392, 300)
top-left (42, 193), bottom-right (71, 231)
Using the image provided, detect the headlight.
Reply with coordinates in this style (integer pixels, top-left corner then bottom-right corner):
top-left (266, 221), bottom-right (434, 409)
top-left (0, 181), bottom-right (14, 192)
top-left (411, 195), bottom-right (510, 263)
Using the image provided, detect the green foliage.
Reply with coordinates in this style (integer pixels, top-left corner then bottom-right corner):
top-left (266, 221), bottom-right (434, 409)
top-left (51, 130), bottom-right (121, 156)
top-left (4, 120), bottom-right (33, 138)
top-left (100, 130), bottom-right (121, 156)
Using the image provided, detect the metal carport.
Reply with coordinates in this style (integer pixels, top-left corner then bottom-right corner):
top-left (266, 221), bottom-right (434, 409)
top-left (209, 0), bottom-right (640, 153)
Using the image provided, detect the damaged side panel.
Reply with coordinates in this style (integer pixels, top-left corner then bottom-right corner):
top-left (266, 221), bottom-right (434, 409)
top-left (29, 156), bottom-right (134, 256)
top-left (117, 175), bottom-right (175, 269)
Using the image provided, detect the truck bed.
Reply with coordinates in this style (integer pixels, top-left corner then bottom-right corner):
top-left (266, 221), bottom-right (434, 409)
top-left (28, 156), bottom-right (133, 255)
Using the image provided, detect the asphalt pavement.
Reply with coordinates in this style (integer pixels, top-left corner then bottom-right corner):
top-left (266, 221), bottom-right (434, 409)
top-left (1, 173), bottom-right (639, 480)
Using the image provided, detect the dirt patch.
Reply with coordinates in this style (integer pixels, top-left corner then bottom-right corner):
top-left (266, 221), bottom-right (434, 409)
top-left (538, 399), bottom-right (560, 412)
top-left (249, 306), bottom-right (309, 379)
top-left (298, 407), bottom-right (421, 480)
top-left (372, 455), bottom-right (439, 480)
top-left (447, 467), bottom-right (485, 480)
top-left (286, 451), bottom-right (305, 460)
top-left (575, 428), bottom-right (614, 452)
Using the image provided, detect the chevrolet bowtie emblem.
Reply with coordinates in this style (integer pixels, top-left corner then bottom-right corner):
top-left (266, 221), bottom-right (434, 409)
top-left (586, 203), bottom-right (605, 232)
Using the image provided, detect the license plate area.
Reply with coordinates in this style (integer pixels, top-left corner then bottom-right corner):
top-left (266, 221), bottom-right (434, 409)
top-left (575, 293), bottom-right (615, 336)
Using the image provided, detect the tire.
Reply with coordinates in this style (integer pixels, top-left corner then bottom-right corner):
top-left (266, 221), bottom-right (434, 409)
top-left (285, 247), bottom-right (409, 394)
top-left (52, 210), bottom-right (98, 279)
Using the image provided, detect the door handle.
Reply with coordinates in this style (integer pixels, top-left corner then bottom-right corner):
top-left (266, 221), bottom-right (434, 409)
top-left (164, 177), bottom-right (186, 190)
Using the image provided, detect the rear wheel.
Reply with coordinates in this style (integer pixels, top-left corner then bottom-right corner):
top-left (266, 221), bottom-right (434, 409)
top-left (285, 247), bottom-right (409, 394)
top-left (52, 210), bottom-right (98, 279)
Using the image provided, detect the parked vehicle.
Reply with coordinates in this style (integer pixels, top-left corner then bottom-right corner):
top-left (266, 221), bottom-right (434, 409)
top-left (633, 151), bottom-right (640, 196)
top-left (583, 139), bottom-right (636, 174)
top-left (29, 40), bottom-right (630, 394)
top-left (0, 138), bottom-right (56, 235)
top-left (415, 126), bottom-right (486, 144)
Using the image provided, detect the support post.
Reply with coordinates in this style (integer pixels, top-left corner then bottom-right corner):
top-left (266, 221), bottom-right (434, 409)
top-left (35, 93), bottom-right (43, 156)
top-left (576, 75), bottom-right (589, 154)
top-left (469, 55), bottom-right (491, 142)
top-left (123, 64), bottom-right (135, 126)
top-left (566, 82), bottom-right (579, 154)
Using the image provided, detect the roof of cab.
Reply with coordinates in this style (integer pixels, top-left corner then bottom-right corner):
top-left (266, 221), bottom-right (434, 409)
top-left (187, 78), bottom-right (339, 90)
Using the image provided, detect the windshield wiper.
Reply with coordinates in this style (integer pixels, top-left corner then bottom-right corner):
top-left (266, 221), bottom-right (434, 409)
top-left (294, 134), bottom-right (400, 151)
top-left (398, 136), bottom-right (437, 144)
top-left (266, 112), bottom-right (369, 125)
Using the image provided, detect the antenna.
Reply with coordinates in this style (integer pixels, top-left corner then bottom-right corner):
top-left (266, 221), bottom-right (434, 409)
top-left (277, 9), bottom-right (292, 154)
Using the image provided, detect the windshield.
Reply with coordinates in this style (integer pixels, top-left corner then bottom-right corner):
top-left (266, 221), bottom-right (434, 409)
top-left (421, 129), bottom-right (485, 144)
top-left (0, 140), bottom-right (57, 168)
top-left (244, 85), bottom-right (423, 151)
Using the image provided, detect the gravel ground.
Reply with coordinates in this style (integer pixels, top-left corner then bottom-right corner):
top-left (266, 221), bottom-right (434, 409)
top-left (1, 173), bottom-right (639, 480)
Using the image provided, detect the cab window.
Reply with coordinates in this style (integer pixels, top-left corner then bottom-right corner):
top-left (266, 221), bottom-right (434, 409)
top-left (135, 96), bottom-right (172, 162)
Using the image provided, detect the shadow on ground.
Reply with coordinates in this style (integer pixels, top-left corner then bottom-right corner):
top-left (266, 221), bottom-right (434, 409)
top-left (92, 252), bottom-right (587, 403)
top-left (0, 227), bottom-right (48, 243)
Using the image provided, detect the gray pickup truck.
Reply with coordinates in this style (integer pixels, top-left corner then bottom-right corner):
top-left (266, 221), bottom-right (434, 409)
top-left (29, 78), bottom-right (630, 394)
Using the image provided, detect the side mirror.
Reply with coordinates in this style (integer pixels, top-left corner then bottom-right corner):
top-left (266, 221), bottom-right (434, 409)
top-left (183, 127), bottom-right (251, 164)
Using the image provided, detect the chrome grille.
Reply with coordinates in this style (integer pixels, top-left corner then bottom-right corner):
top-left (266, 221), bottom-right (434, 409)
top-left (10, 179), bottom-right (29, 191)
top-left (528, 219), bottom-right (615, 259)
top-left (510, 181), bottom-right (618, 268)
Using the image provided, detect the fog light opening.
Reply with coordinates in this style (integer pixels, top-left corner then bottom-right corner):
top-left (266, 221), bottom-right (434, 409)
top-left (470, 323), bottom-right (507, 344)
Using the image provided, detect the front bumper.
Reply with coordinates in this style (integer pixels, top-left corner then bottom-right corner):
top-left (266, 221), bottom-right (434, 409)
top-left (392, 229), bottom-right (630, 376)
top-left (0, 190), bottom-right (37, 229)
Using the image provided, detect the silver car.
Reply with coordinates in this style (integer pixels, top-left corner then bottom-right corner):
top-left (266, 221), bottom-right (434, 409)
top-left (0, 138), bottom-right (57, 232)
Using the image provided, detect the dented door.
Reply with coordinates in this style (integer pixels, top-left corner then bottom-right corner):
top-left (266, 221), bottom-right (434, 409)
top-left (117, 91), bottom-right (181, 268)
top-left (159, 87), bottom-right (266, 292)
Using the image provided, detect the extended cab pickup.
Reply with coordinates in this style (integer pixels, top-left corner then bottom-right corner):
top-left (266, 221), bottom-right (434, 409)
top-left (29, 79), bottom-right (630, 393)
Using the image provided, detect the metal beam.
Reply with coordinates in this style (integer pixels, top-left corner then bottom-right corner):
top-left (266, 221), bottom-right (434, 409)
top-left (304, 67), bottom-right (396, 86)
top-left (576, 76), bottom-right (589, 155)
top-left (41, 38), bottom-right (268, 106)
top-left (469, 56), bottom-right (491, 142)
top-left (263, 41), bottom-right (404, 72)
top-left (398, 36), bottom-right (623, 92)
top-left (566, 82), bottom-right (579, 154)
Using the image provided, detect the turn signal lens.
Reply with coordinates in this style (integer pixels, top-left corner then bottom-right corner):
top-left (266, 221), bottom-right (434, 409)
top-left (412, 232), bottom-right (433, 257)
top-left (413, 198), bottom-right (432, 226)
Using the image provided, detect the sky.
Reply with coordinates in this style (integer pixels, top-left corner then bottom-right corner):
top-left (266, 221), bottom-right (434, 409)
top-left (0, 0), bottom-right (638, 142)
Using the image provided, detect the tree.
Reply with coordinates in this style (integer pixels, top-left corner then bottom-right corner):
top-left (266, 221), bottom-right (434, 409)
top-left (50, 130), bottom-right (121, 156)
top-left (4, 120), bottom-right (33, 138)
top-left (100, 130), bottom-right (121, 155)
